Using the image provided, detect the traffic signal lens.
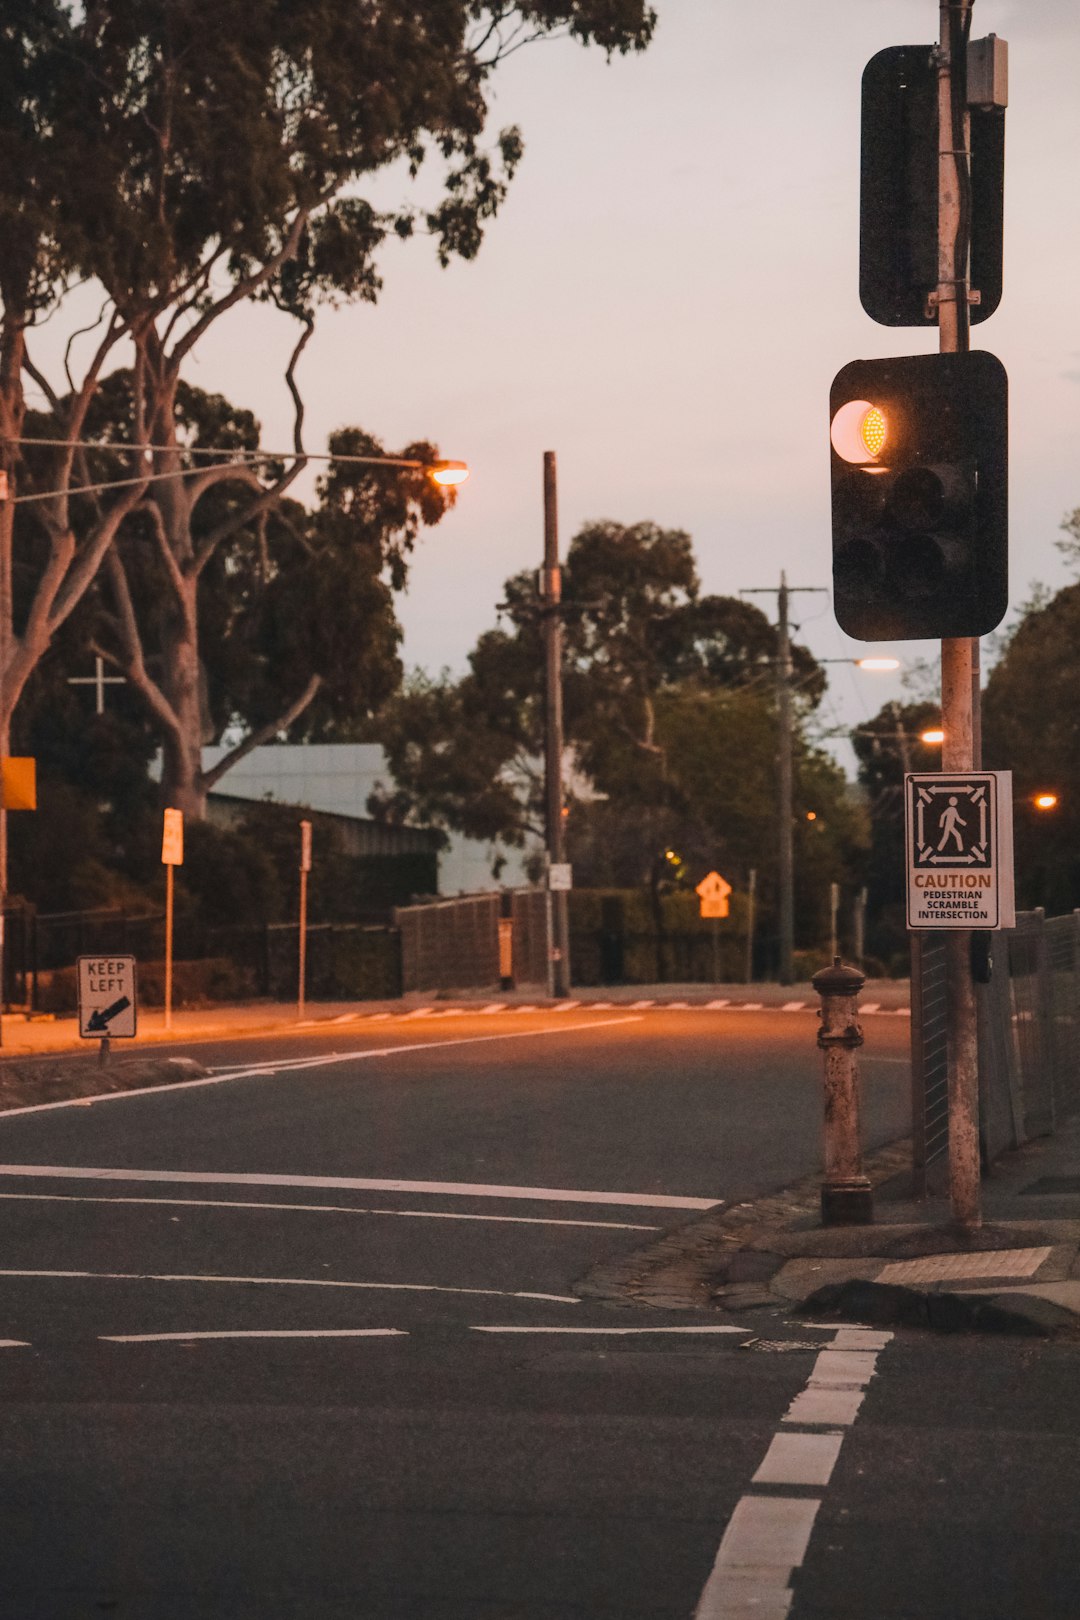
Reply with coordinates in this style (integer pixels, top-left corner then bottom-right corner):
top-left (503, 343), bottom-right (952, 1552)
top-left (860, 406), bottom-right (888, 458)
top-left (831, 398), bottom-right (889, 464)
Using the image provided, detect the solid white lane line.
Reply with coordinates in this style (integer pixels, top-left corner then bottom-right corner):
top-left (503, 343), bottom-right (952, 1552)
top-left (0, 1016), bottom-right (646, 1119)
top-left (471, 1325), bottom-right (749, 1336)
top-left (0, 1191), bottom-right (661, 1232)
top-left (751, 1431), bottom-right (844, 1488)
top-left (0, 1164), bottom-right (717, 1211)
top-left (102, 1328), bottom-right (408, 1343)
top-left (0, 1268), bottom-right (579, 1303)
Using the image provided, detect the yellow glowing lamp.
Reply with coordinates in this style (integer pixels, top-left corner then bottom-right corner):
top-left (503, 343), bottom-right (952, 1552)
top-left (860, 406), bottom-right (887, 458)
top-left (830, 398), bottom-right (890, 465)
top-left (921, 728), bottom-right (945, 745)
top-left (428, 460), bottom-right (469, 486)
top-left (1033, 793), bottom-right (1059, 811)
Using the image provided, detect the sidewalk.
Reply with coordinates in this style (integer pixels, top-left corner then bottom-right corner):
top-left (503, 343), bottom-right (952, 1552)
top-left (582, 1113), bottom-right (1080, 1338)
top-left (0, 978), bottom-right (912, 1059)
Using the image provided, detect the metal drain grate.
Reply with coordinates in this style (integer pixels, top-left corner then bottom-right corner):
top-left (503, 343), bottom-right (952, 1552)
top-left (876, 1247), bottom-right (1052, 1285)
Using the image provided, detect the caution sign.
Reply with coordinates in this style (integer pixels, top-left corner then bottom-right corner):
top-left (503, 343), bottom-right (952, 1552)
top-left (77, 955), bottom-right (137, 1038)
top-left (696, 871), bottom-right (732, 919)
top-left (905, 772), bottom-right (1015, 931)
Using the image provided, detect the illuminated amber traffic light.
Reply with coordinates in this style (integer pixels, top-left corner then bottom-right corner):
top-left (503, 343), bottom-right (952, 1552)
top-left (830, 352), bottom-right (1008, 641)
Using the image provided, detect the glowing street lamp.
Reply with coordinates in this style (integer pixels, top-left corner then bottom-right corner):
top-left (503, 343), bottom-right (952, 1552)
top-left (1033, 792), bottom-right (1059, 811)
top-left (428, 459), bottom-right (469, 486)
top-left (921, 728), bottom-right (945, 745)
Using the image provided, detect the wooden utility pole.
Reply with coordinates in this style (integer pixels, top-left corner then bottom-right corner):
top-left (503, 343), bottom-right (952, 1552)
top-left (542, 452), bottom-right (570, 998)
top-left (937, 0), bottom-right (982, 1230)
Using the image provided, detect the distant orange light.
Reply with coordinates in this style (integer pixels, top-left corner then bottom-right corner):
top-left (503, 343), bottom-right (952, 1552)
top-left (1033, 793), bottom-right (1059, 811)
top-left (921, 728), bottom-right (945, 745)
top-left (857, 657), bottom-right (900, 671)
top-left (428, 460), bottom-right (469, 486)
top-left (805, 811), bottom-right (817, 821)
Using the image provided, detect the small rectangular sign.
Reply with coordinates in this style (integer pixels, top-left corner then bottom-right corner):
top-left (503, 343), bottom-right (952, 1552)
top-left (905, 771), bottom-right (1015, 930)
top-left (77, 955), bottom-right (137, 1039)
top-left (1, 757), bottom-right (37, 810)
top-left (161, 807), bottom-right (184, 866)
top-left (300, 819), bottom-right (312, 873)
top-left (548, 863), bottom-right (573, 892)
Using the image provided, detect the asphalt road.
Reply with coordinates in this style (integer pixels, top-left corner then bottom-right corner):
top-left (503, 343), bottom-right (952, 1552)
top-left (1, 1004), bottom-right (1077, 1618)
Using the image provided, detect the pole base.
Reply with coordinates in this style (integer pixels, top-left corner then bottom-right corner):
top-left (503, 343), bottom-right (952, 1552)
top-left (821, 1178), bottom-right (874, 1226)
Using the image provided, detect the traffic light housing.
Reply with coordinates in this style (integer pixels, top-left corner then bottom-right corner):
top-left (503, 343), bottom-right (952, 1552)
top-left (829, 351), bottom-right (1007, 641)
top-left (860, 45), bottom-right (1004, 327)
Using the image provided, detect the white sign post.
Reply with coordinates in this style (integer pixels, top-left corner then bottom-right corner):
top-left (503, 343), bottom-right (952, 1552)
top-left (905, 771), bottom-right (1015, 931)
top-left (78, 954), bottom-right (137, 1063)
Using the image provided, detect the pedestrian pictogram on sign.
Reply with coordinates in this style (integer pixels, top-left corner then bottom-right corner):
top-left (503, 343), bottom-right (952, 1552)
top-left (77, 955), bottom-right (137, 1039)
top-left (696, 871), bottom-right (732, 920)
top-left (905, 772), bottom-right (1015, 930)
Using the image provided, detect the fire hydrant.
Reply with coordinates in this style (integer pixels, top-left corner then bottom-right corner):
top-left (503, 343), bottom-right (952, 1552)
top-left (812, 958), bottom-right (873, 1226)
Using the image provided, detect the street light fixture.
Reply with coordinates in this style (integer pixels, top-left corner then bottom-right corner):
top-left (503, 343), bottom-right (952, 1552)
top-left (428, 460), bottom-right (470, 486)
top-left (921, 728), bottom-right (945, 745)
top-left (1033, 792), bottom-right (1059, 811)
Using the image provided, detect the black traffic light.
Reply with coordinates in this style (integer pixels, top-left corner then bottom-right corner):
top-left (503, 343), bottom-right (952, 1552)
top-left (860, 45), bottom-right (1004, 327)
top-left (829, 351), bottom-right (1007, 641)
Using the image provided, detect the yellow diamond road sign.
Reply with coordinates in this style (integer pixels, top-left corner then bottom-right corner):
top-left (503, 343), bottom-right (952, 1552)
top-left (696, 870), bottom-right (732, 919)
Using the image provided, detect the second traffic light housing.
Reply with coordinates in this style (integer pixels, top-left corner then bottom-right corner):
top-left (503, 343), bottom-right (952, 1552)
top-left (829, 351), bottom-right (1007, 642)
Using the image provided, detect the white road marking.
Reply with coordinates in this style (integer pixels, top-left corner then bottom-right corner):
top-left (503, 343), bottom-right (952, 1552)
top-left (514, 1004), bottom-right (538, 1013)
top-left (733, 1002), bottom-right (764, 1011)
top-left (696, 1497), bottom-right (818, 1620)
top-left (0, 1190), bottom-right (660, 1232)
top-left (782, 1386), bottom-right (866, 1426)
top-left (102, 1328), bottom-right (408, 1343)
top-left (0, 1016), bottom-right (645, 1120)
top-left (751, 1431), bottom-right (844, 1488)
top-left (550, 1001), bottom-right (577, 1013)
top-left (402, 1008), bottom-right (435, 1019)
top-left (860, 1002), bottom-right (881, 1013)
top-left (705, 999), bottom-right (730, 1009)
top-left (0, 1268), bottom-right (579, 1303)
top-left (1, 1338), bottom-right (31, 1348)
top-left (630, 999), bottom-right (656, 1008)
top-left (781, 1001), bottom-right (806, 1011)
top-left (693, 1326), bottom-right (891, 1619)
top-left (479, 1004), bottom-right (507, 1014)
top-left (470, 1325), bottom-right (749, 1336)
top-left (0, 1164), bottom-right (718, 1211)
top-left (584, 1000), bottom-right (613, 1008)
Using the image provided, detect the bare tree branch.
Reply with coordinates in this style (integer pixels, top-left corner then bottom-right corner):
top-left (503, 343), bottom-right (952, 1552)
top-left (201, 673), bottom-right (323, 791)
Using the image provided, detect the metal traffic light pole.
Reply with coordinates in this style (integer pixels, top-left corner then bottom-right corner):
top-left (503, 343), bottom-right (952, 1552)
top-left (937, 0), bottom-right (982, 1231)
top-left (542, 452), bottom-right (571, 999)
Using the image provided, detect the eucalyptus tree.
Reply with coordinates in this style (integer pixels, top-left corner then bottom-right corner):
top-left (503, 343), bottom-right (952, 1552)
top-left (2, 0), bottom-right (656, 814)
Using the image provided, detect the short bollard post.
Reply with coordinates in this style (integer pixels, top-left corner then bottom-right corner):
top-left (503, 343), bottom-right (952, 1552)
top-left (812, 957), bottom-right (873, 1226)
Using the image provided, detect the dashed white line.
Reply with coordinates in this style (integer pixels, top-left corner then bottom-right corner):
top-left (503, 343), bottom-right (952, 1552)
top-left (471, 1324), bottom-right (749, 1336)
top-left (693, 1326), bottom-right (891, 1619)
top-left (705, 999), bottom-right (730, 1009)
top-left (781, 1000), bottom-right (806, 1012)
top-left (102, 1328), bottom-right (408, 1343)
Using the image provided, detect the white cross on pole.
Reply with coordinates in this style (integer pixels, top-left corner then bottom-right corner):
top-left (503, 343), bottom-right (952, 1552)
top-left (67, 656), bottom-right (126, 715)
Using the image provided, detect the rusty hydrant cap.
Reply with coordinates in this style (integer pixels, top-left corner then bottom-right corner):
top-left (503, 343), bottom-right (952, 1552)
top-left (811, 957), bottom-right (866, 996)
